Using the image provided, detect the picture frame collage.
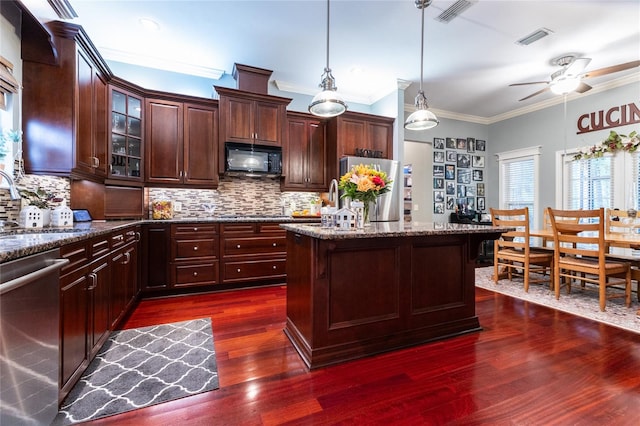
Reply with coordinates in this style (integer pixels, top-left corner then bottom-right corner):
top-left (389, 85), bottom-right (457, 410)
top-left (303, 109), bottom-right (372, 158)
top-left (433, 137), bottom-right (486, 215)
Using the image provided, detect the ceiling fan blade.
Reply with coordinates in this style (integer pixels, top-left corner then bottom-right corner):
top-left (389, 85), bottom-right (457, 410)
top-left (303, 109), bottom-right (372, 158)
top-left (583, 60), bottom-right (640, 78)
top-left (565, 57), bottom-right (591, 76)
top-left (574, 82), bottom-right (592, 93)
top-left (509, 81), bottom-right (549, 87)
top-left (518, 86), bottom-right (550, 101)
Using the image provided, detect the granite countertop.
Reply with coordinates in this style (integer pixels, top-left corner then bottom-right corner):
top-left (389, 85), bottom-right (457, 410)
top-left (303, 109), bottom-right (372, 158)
top-left (280, 221), bottom-right (512, 240)
top-left (0, 216), bottom-right (320, 263)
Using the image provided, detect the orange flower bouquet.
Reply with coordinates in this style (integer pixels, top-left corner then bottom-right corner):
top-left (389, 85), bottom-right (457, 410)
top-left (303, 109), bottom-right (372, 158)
top-left (339, 163), bottom-right (392, 222)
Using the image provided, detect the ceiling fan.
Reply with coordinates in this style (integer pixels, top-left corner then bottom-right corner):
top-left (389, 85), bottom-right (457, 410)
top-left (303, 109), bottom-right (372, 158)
top-left (510, 54), bottom-right (640, 101)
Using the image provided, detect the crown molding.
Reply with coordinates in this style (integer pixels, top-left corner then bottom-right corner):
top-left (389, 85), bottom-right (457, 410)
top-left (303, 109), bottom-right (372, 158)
top-left (273, 79), bottom-right (395, 106)
top-left (99, 47), bottom-right (225, 80)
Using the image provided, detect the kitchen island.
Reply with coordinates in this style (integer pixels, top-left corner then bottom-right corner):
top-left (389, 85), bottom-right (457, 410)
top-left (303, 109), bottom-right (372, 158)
top-left (280, 221), bottom-right (510, 369)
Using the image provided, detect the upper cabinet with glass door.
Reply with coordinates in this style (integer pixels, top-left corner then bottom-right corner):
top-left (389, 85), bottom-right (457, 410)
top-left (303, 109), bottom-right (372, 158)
top-left (109, 87), bottom-right (143, 182)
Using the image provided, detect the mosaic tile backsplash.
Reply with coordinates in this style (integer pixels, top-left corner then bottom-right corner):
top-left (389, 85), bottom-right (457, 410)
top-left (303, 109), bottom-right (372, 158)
top-left (0, 173), bottom-right (320, 221)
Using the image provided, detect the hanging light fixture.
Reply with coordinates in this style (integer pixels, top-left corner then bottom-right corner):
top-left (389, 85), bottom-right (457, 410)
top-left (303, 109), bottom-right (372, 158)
top-left (309, 0), bottom-right (347, 117)
top-left (405, 0), bottom-right (439, 130)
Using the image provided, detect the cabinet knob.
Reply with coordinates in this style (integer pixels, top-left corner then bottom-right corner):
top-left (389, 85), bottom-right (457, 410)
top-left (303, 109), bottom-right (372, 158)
top-left (193, 272), bottom-right (198, 276)
top-left (193, 227), bottom-right (198, 231)
top-left (236, 244), bottom-right (241, 249)
top-left (237, 268), bottom-right (241, 273)
top-left (272, 242), bottom-right (277, 247)
top-left (193, 246), bottom-right (199, 251)
top-left (273, 265), bottom-right (277, 270)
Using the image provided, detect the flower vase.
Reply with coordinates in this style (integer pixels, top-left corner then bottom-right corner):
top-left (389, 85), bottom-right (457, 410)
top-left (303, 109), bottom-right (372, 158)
top-left (363, 202), bottom-right (371, 226)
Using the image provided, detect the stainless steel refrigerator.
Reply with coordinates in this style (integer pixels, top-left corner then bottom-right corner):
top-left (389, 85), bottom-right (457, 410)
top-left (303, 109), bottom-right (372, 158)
top-left (339, 156), bottom-right (400, 222)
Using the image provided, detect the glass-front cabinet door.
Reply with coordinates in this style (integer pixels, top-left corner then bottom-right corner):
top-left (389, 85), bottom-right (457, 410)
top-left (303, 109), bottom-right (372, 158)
top-left (109, 87), bottom-right (143, 181)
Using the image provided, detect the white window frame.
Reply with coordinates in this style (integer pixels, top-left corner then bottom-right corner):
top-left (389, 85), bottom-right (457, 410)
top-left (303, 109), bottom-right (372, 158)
top-left (556, 147), bottom-right (638, 210)
top-left (496, 146), bottom-right (542, 229)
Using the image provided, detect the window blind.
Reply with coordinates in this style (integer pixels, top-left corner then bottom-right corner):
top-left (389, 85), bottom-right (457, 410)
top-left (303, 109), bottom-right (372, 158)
top-left (566, 156), bottom-right (612, 210)
top-left (501, 157), bottom-right (535, 213)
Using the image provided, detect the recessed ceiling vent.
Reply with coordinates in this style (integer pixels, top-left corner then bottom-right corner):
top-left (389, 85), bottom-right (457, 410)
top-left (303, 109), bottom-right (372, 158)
top-left (434, 0), bottom-right (477, 23)
top-left (516, 28), bottom-right (553, 46)
top-left (47, 0), bottom-right (78, 19)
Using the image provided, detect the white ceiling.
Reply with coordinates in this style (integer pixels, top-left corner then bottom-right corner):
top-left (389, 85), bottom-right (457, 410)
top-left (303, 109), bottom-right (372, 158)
top-left (20, 0), bottom-right (640, 121)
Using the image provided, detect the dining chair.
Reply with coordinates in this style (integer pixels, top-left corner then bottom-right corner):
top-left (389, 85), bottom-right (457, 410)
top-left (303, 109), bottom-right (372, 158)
top-left (541, 208), bottom-right (579, 247)
top-left (490, 207), bottom-right (554, 292)
top-left (605, 208), bottom-right (640, 301)
top-left (547, 207), bottom-right (631, 312)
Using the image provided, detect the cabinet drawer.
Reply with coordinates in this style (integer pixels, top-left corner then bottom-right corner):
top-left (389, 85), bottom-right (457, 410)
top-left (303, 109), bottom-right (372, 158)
top-left (172, 224), bottom-right (218, 236)
top-left (60, 240), bottom-right (89, 275)
top-left (221, 223), bottom-right (255, 234)
top-left (90, 236), bottom-right (110, 259)
top-left (172, 261), bottom-right (219, 286)
top-left (257, 223), bottom-right (285, 234)
top-left (223, 236), bottom-right (286, 256)
top-left (173, 238), bottom-right (217, 258)
top-left (223, 258), bottom-right (286, 282)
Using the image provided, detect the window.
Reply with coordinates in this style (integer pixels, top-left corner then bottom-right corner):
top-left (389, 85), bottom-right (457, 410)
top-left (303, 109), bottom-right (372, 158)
top-left (497, 146), bottom-right (541, 228)
top-left (557, 149), bottom-right (638, 211)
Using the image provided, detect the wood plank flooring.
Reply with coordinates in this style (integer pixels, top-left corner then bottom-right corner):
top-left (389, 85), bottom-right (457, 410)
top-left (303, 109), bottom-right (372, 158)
top-left (87, 285), bottom-right (640, 425)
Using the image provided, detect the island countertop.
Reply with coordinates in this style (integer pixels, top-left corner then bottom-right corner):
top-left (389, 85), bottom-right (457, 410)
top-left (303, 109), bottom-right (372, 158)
top-left (280, 221), bottom-right (511, 240)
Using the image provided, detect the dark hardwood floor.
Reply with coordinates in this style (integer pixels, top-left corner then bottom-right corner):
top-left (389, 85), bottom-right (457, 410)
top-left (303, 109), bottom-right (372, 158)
top-left (88, 285), bottom-right (640, 425)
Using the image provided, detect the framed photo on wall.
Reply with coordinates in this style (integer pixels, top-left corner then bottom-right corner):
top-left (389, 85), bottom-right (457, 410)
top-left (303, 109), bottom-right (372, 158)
top-left (446, 197), bottom-right (455, 210)
top-left (476, 140), bottom-right (486, 151)
top-left (457, 153), bottom-right (470, 168)
top-left (433, 165), bottom-right (444, 177)
top-left (434, 151), bottom-right (445, 163)
top-left (446, 181), bottom-right (455, 195)
top-left (434, 138), bottom-right (445, 149)
top-left (446, 150), bottom-right (457, 162)
top-left (473, 169), bottom-right (484, 181)
top-left (456, 138), bottom-right (467, 150)
top-left (434, 203), bottom-right (445, 214)
top-left (434, 178), bottom-right (444, 189)
top-left (477, 196), bottom-right (486, 211)
top-left (467, 137), bottom-right (475, 153)
top-left (457, 168), bottom-right (471, 184)
top-left (445, 164), bottom-right (455, 180)
top-left (446, 137), bottom-right (456, 149)
top-left (434, 191), bottom-right (444, 202)
top-left (477, 183), bottom-right (485, 196)
top-left (472, 155), bottom-right (485, 168)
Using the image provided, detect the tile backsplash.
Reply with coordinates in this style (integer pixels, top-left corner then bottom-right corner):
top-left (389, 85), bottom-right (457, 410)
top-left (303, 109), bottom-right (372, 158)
top-left (0, 173), bottom-right (320, 221)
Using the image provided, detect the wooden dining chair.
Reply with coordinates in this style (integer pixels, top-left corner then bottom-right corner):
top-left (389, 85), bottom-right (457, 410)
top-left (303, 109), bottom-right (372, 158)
top-left (547, 207), bottom-right (631, 312)
top-left (541, 208), bottom-right (579, 247)
top-left (490, 207), bottom-right (554, 292)
top-left (605, 208), bottom-right (640, 301)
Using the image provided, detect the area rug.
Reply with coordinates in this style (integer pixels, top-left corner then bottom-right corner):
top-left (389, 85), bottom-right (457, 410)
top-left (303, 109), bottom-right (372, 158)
top-left (53, 318), bottom-right (219, 425)
top-left (475, 267), bottom-right (640, 334)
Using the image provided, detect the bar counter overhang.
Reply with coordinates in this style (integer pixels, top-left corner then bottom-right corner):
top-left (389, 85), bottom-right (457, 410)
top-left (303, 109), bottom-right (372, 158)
top-left (280, 221), bottom-right (511, 369)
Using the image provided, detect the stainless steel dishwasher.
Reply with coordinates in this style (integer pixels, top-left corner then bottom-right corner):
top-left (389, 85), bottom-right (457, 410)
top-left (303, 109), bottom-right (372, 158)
top-left (1, 249), bottom-right (68, 426)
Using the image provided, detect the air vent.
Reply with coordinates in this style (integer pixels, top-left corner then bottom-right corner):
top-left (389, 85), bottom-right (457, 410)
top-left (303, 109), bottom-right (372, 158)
top-left (435, 0), bottom-right (477, 23)
top-left (47, 0), bottom-right (78, 19)
top-left (516, 28), bottom-right (553, 46)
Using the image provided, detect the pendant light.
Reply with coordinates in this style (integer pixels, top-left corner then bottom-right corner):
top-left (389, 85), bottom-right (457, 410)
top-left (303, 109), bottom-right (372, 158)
top-left (405, 0), bottom-right (439, 130)
top-left (309, 0), bottom-right (347, 117)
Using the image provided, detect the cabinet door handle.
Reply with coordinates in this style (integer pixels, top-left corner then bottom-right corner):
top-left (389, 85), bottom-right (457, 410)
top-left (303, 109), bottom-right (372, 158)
top-left (88, 273), bottom-right (97, 290)
top-left (123, 252), bottom-right (130, 264)
top-left (135, 232), bottom-right (141, 242)
top-left (92, 156), bottom-right (99, 167)
top-left (193, 246), bottom-right (199, 251)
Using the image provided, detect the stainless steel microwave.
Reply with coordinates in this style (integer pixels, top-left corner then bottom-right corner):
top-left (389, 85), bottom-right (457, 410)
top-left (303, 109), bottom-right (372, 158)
top-left (224, 142), bottom-right (282, 177)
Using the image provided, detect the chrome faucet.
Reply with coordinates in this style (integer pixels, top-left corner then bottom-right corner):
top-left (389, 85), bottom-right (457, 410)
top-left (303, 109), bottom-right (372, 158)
top-left (329, 178), bottom-right (339, 209)
top-left (0, 170), bottom-right (20, 200)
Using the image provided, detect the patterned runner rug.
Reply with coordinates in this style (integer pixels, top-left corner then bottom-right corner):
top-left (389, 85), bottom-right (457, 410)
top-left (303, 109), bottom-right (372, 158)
top-left (475, 267), bottom-right (639, 334)
top-left (53, 318), bottom-right (219, 425)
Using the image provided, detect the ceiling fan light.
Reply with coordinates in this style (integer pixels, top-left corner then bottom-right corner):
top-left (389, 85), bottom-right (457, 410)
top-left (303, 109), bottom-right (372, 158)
top-left (550, 76), bottom-right (580, 95)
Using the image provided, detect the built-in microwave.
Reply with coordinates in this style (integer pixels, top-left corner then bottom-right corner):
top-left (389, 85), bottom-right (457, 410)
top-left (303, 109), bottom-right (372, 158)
top-left (224, 142), bottom-right (282, 177)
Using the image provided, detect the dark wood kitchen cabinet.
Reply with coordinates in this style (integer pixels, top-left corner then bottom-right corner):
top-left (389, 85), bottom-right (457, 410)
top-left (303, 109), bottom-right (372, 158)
top-left (170, 223), bottom-right (219, 288)
top-left (58, 234), bottom-right (112, 403)
top-left (282, 112), bottom-right (328, 191)
top-left (109, 85), bottom-right (144, 182)
top-left (142, 224), bottom-right (171, 293)
top-left (145, 97), bottom-right (219, 186)
top-left (22, 21), bottom-right (112, 181)
top-left (220, 222), bottom-right (286, 285)
top-left (110, 226), bottom-right (140, 329)
top-left (326, 111), bottom-right (394, 176)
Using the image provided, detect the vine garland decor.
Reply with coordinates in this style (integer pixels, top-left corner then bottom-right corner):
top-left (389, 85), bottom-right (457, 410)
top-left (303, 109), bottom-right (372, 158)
top-left (573, 130), bottom-right (639, 160)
